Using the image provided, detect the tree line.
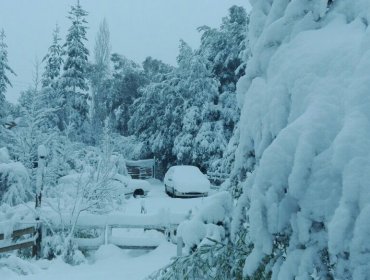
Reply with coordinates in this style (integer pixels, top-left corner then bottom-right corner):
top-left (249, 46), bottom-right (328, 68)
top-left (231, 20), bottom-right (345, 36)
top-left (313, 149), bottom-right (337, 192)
top-left (0, 2), bottom-right (249, 205)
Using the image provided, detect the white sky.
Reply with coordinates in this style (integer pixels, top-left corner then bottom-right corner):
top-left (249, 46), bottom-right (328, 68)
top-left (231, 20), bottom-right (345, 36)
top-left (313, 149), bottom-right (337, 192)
top-left (0, 0), bottom-right (251, 103)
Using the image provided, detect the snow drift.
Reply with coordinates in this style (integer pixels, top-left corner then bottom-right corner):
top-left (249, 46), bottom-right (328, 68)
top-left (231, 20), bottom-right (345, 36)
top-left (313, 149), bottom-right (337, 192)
top-left (234, 1), bottom-right (370, 279)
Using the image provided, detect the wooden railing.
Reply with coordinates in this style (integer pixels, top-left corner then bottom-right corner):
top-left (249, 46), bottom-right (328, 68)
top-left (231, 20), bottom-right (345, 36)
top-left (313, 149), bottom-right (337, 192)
top-left (68, 212), bottom-right (182, 251)
top-left (0, 225), bottom-right (37, 253)
top-left (0, 211), bottom-right (186, 254)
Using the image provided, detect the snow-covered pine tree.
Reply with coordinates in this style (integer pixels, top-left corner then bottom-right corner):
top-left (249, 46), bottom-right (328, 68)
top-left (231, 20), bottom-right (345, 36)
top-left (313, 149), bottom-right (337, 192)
top-left (42, 24), bottom-right (63, 89)
top-left (60, 0), bottom-right (90, 141)
top-left (40, 25), bottom-right (64, 131)
top-left (0, 29), bottom-right (16, 118)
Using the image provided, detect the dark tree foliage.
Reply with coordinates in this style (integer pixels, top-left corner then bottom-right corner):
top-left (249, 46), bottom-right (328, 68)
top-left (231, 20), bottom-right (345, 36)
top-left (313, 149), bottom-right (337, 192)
top-left (0, 29), bottom-right (16, 118)
top-left (59, 0), bottom-right (90, 139)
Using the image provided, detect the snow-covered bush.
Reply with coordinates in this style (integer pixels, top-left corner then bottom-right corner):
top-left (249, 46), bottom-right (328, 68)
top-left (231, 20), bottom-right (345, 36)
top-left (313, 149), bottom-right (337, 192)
top-left (150, 192), bottom-right (240, 279)
top-left (0, 147), bottom-right (31, 206)
top-left (177, 191), bottom-right (233, 251)
top-left (232, 0), bottom-right (370, 279)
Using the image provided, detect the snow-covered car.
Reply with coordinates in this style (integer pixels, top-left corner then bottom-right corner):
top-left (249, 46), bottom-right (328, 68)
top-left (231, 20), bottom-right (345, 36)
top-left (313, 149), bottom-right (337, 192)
top-left (164, 166), bottom-right (210, 198)
top-left (58, 173), bottom-right (151, 198)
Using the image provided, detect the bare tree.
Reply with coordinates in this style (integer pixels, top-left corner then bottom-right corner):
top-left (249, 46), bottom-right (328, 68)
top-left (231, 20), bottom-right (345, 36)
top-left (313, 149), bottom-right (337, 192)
top-left (94, 18), bottom-right (111, 72)
top-left (90, 18), bottom-right (111, 142)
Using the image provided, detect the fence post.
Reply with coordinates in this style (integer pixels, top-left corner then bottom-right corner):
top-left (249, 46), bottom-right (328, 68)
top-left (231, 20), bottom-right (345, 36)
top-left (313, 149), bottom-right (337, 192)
top-left (153, 156), bottom-right (156, 179)
top-left (33, 145), bottom-right (47, 259)
top-left (104, 225), bottom-right (112, 245)
top-left (177, 236), bottom-right (183, 257)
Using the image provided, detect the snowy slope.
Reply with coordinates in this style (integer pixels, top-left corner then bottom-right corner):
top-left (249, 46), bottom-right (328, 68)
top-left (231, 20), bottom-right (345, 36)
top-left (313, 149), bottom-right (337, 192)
top-left (234, 1), bottom-right (370, 279)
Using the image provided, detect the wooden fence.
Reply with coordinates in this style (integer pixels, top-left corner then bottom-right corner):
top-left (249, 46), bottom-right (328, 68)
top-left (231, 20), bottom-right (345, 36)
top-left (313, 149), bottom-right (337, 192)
top-left (0, 211), bottom-right (185, 255)
top-left (69, 212), bottom-right (182, 250)
top-left (0, 225), bottom-right (37, 254)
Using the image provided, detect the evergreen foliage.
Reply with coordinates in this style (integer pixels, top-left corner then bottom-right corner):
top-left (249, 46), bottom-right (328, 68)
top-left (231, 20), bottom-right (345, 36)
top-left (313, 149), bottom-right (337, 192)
top-left (42, 24), bottom-right (63, 89)
top-left (0, 29), bottom-right (16, 118)
top-left (60, 0), bottom-right (90, 139)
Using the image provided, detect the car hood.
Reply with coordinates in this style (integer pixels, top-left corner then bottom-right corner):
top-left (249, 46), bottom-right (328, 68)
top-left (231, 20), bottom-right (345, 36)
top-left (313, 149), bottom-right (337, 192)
top-left (173, 176), bottom-right (210, 193)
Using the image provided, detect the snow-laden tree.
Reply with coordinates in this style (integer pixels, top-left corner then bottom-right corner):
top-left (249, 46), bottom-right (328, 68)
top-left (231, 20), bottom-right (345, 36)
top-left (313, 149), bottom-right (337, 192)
top-left (128, 72), bottom-right (180, 176)
top-left (88, 18), bottom-right (111, 144)
top-left (104, 54), bottom-right (147, 135)
top-left (198, 5), bottom-right (248, 92)
top-left (60, 0), bottom-right (90, 140)
top-left (142, 56), bottom-right (173, 82)
top-left (173, 41), bottom-right (224, 172)
top-left (93, 18), bottom-right (111, 73)
top-left (39, 25), bottom-right (65, 130)
top-left (0, 147), bottom-right (30, 206)
top-left (0, 29), bottom-right (16, 118)
top-left (231, 0), bottom-right (370, 279)
top-left (194, 6), bottom-right (248, 176)
top-left (42, 24), bottom-right (63, 89)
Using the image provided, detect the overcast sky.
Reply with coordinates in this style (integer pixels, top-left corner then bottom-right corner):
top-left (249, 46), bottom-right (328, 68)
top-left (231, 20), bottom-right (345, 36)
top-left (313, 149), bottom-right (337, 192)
top-left (0, 0), bottom-right (250, 103)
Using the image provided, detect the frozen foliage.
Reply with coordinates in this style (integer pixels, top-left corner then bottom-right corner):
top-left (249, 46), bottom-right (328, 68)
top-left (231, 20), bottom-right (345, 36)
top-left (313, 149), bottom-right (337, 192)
top-left (0, 29), bottom-right (16, 118)
top-left (42, 24), bottom-right (63, 89)
top-left (0, 147), bottom-right (10, 163)
top-left (177, 191), bottom-right (232, 251)
top-left (129, 7), bottom-right (248, 177)
top-left (149, 191), bottom-right (247, 280)
top-left (0, 147), bottom-right (30, 206)
top-left (234, 0), bottom-right (370, 279)
top-left (59, 1), bottom-right (90, 139)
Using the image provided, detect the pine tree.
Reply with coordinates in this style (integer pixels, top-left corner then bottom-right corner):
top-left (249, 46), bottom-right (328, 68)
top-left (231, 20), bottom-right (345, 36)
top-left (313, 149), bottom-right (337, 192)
top-left (39, 25), bottom-right (64, 130)
top-left (60, 0), bottom-right (90, 139)
top-left (0, 29), bottom-right (16, 118)
top-left (42, 24), bottom-right (63, 89)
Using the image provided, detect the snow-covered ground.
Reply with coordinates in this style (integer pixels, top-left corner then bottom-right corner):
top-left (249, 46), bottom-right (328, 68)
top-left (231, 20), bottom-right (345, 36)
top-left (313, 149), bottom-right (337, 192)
top-left (1, 243), bottom-right (176, 280)
top-left (0, 180), bottom-right (209, 280)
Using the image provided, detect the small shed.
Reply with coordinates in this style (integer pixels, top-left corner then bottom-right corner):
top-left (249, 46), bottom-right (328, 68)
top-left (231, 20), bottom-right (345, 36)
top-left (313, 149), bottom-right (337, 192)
top-left (125, 158), bottom-right (155, 179)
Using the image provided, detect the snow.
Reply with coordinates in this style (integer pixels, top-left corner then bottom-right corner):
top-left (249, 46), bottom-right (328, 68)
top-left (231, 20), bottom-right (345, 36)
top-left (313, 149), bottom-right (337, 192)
top-left (177, 219), bottom-right (206, 248)
top-left (164, 165), bottom-right (210, 193)
top-left (44, 211), bottom-right (187, 229)
top-left (127, 179), bottom-right (151, 193)
top-left (0, 242), bottom-right (176, 280)
top-left (0, 179), bottom-right (211, 279)
top-left (37, 145), bottom-right (48, 158)
top-left (177, 191), bottom-right (231, 249)
top-left (234, 1), bottom-right (370, 278)
top-left (0, 160), bottom-right (30, 206)
top-left (0, 147), bottom-right (11, 163)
